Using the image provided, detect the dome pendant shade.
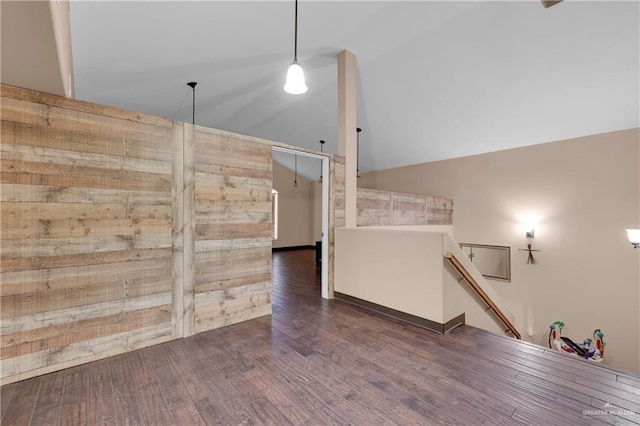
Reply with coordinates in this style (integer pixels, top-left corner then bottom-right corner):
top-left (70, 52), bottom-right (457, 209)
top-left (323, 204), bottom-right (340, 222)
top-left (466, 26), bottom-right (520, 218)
top-left (284, 61), bottom-right (308, 94)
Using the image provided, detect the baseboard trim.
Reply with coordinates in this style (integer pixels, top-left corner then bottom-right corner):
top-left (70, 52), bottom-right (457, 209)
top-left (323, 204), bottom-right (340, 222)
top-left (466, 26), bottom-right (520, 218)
top-left (272, 245), bottom-right (316, 252)
top-left (334, 292), bottom-right (465, 334)
top-left (443, 312), bottom-right (466, 333)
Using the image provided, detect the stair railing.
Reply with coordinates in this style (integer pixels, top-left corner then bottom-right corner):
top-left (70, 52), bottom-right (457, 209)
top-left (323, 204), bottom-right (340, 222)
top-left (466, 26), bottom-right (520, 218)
top-left (445, 251), bottom-right (521, 339)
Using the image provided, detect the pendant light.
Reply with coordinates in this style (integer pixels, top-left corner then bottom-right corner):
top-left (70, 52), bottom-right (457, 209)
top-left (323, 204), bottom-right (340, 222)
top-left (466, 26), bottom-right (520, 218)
top-left (293, 154), bottom-right (299, 187)
top-left (318, 140), bottom-right (325, 183)
top-left (356, 127), bottom-right (362, 178)
top-left (187, 82), bottom-right (197, 124)
top-left (284, 0), bottom-right (308, 94)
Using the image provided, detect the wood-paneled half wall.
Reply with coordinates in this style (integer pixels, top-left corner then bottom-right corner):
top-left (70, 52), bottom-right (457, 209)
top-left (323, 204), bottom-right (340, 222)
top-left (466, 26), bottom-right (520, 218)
top-left (357, 188), bottom-right (453, 226)
top-left (0, 85), bottom-right (346, 385)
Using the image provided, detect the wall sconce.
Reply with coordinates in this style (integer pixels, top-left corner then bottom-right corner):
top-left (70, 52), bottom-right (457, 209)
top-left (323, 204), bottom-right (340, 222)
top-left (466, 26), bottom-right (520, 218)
top-left (525, 224), bottom-right (535, 239)
top-left (627, 229), bottom-right (640, 249)
top-left (520, 222), bottom-right (540, 264)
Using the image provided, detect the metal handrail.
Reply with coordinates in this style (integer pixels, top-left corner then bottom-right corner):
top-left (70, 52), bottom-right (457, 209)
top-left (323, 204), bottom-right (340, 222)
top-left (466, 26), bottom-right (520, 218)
top-left (445, 251), bottom-right (521, 339)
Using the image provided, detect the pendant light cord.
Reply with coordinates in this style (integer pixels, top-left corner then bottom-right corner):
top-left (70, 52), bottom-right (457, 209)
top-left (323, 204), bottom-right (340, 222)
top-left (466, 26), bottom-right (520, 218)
top-left (293, 0), bottom-right (298, 61)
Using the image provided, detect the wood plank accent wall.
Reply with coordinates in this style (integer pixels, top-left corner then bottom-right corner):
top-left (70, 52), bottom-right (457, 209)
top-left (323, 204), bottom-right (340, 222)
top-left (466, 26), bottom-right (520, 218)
top-left (1, 86), bottom-right (307, 385)
top-left (0, 85), bottom-right (441, 385)
top-left (0, 86), bottom-right (176, 384)
top-left (356, 188), bottom-right (452, 226)
top-left (329, 156), bottom-right (346, 297)
top-left (191, 127), bottom-right (273, 333)
top-left (333, 157), bottom-right (346, 228)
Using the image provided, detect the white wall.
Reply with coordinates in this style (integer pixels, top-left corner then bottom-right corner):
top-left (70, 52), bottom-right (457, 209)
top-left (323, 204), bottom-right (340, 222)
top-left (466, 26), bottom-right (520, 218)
top-left (272, 162), bottom-right (322, 248)
top-left (335, 228), bottom-right (447, 323)
top-left (359, 128), bottom-right (640, 374)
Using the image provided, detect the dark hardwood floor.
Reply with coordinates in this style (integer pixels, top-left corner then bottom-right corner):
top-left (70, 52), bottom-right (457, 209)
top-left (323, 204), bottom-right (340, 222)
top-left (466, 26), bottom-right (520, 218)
top-left (2, 249), bottom-right (639, 425)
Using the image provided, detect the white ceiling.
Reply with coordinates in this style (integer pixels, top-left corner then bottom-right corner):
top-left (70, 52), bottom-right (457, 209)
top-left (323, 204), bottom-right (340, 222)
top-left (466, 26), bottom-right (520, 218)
top-left (69, 1), bottom-right (639, 178)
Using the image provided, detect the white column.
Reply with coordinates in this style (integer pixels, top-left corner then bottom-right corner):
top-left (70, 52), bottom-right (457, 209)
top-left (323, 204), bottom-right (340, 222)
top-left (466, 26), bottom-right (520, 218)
top-left (337, 50), bottom-right (357, 228)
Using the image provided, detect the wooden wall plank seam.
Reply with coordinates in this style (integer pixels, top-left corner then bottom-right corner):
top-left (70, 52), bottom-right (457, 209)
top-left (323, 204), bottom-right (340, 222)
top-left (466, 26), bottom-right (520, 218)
top-left (171, 121), bottom-right (185, 338)
top-left (183, 123), bottom-right (196, 337)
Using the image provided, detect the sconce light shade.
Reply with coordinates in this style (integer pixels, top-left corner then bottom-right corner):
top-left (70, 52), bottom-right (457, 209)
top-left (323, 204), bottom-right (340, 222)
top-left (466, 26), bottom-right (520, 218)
top-left (627, 229), bottom-right (640, 248)
top-left (284, 61), bottom-right (308, 94)
top-left (525, 226), bottom-right (535, 239)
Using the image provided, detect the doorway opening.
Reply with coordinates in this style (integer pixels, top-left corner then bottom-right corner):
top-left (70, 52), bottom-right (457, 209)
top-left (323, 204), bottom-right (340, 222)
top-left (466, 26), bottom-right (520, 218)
top-left (272, 146), bottom-right (329, 299)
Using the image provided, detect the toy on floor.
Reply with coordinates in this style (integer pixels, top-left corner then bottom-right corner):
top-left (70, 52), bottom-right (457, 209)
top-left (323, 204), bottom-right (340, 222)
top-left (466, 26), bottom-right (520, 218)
top-left (548, 321), bottom-right (605, 362)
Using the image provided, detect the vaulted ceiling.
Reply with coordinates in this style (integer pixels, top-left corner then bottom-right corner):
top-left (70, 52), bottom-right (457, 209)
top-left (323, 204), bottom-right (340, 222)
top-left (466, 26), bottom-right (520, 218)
top-left (5, 1), bottom-right (640, 179)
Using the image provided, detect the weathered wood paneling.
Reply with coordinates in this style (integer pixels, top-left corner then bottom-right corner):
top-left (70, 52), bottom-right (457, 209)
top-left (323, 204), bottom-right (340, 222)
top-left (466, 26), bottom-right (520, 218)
top-left (328, 156), bottom-right (346, 298)
top-left (427, 195), bottom-right (454, 224)
top-left (0, 85), bottom-right (176, 384)
top-left (0, 84), bottom-right (428, 385)
top-left (192, 128), bottom-right (273, 334)
top-left (333, 157), bottom-right (346, 228)
top-left (356, 188), bottom-right (453, 226)
top-left (357, 189), bottom-right (393, 226)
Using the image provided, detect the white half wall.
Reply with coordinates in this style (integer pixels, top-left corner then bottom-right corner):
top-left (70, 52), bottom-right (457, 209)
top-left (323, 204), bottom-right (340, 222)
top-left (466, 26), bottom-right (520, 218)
top-left (335, 226), bottom-right (517, 338)
top-left (335, 227), bottom-right (448, 323)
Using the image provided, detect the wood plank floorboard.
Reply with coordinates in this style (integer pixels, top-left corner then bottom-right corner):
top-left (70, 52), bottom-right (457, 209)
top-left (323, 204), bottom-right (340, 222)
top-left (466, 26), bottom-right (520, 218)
top-left (2, 248), bottom-right (640, 425)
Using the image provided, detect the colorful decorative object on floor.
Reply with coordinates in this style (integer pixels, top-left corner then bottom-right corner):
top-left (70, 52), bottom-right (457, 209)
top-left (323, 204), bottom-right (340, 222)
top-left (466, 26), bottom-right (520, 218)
top-left (548, 321), bottom-right (605, 362)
